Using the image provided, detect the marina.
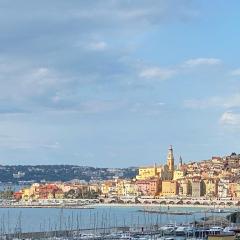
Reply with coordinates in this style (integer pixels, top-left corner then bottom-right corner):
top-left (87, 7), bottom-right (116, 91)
top-left (0, 205), bottom-right (238, 239)
top-left (0, 222), bottom-right (239, 239)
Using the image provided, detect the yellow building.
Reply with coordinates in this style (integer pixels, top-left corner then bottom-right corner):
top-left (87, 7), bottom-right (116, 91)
top-left (101, 180), bottom-right (116, 197)
top-left (136, 165), bottom-right (158, 180)
top-left (123, 180), bottom-right (138, 196)
top-left (47, 192), bottom-right (54, 199)
top-left (161, 180), bottom-right (178, 197)
top-left (173, 170), bottom-right (185, 180)
top-left (55, 190), bottom-right (64, 199)
top-left (28, 183), bottom-right (40, 199)
top-left (117, 180), bottom-right (138, 196)
top-left (229, 183), bottom-right (240, 199)
top-left (136, 146), bottom-right (175, 181)
top-left (22, 188), bottom-right (31, 201)
top-left (88, 184), bottom-right (100, 193)
top-left (203, 179), bottom-right (218, 197)
top-left (116, 179), bottom-right (125, 196)
top-left (173, 156), bottom-right (186, 180)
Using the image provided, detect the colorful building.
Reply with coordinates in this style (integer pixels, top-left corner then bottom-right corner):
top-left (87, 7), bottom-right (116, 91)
top-left (161, 180), bottom-right (178, 197)
top-left (136, 146), bottom-right (175, 181)
top-left (178, 179), bottom-right (190, 196)
top-left (203, 179), bottom-right (218, 198)
top-left (189, 178), bottom-right (204, 198)
top-left (136, 178), bottom-right (160, 196)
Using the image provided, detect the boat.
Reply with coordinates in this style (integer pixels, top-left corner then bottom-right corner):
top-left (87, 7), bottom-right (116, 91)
top-left (209, 208), bottom-right (225, 213)
top-left (223, 226), bottom-right (236, 233)
top-left (157, 237), bottom-right (175, 240)
top-left (185, 226), bottom-right (195, 236)
top-left (160, 225), bottom-right (175, 235)
top-left (175, 226), bottom-right (195, 236)
top-left (208, 226), bottom-right (224, 234)
top-left (175, 226), bottom-right (187, 236)
top-left (164, 237), bottom-right (175, 240)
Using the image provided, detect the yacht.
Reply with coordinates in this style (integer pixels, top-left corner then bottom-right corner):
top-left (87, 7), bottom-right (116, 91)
top-left (223, 226), bottom-right (236, 233)
top-left (160, 224), bottom-right (175, 235)
top-left (208, 226), bottom-right (224, 234)
top-left (175, 226), bottom-right (195, 236)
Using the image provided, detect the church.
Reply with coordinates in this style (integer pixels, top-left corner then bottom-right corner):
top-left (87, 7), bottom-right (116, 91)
top-left (136, 145), bottom-right (177, 181)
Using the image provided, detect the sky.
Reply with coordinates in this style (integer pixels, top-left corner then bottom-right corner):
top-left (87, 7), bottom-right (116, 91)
top-left (0, 0), bottom-right (240, 167)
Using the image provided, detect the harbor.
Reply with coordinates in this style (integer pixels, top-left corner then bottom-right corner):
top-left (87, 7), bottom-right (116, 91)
top-left (0, 205), bottom-right (238, 239)
top-left (0, 221), bottom-right (239, 240)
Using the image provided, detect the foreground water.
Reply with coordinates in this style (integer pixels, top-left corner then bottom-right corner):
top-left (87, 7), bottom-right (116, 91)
top-left (0, 205), bottom-right (235, 234)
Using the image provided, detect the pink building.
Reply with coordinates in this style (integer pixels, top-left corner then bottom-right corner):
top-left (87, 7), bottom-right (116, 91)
top-left (136, 178), bottom-right (160, 196)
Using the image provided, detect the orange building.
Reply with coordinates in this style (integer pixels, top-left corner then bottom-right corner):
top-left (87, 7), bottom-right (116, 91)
top-left (161, 180), bottom-right (178, 197)
top-left (38, 184), bottom-right (60, 199)
top-left (13, 191), bottom-right (23, 201)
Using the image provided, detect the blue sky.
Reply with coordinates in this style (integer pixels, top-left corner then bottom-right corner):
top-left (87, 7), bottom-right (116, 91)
top-left (0, 0), bottom-right (240, 167)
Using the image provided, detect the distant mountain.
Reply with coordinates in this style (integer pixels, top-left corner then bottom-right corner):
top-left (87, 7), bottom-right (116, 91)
top-left (0, 165), bottom-right (137, 184)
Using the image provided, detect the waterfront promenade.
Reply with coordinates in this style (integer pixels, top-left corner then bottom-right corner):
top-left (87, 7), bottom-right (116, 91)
top-left (0, 197), bottom-right (239, 208)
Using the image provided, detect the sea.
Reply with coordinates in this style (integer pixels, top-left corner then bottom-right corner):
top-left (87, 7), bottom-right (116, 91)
top-left (0, 205), bottom-right (235, 234)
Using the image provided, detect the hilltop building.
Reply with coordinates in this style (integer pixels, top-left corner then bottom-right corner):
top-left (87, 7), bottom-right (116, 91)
top-left (173, 156), bottom-right (186, 180)
top-left (167, 145), bottom-right (174, 171)
top-left (136, 145), bottom-right (176, 181)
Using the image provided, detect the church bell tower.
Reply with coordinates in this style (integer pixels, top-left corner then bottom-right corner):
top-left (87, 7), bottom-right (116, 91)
top-left (167, 145), bottom-right (174, 171)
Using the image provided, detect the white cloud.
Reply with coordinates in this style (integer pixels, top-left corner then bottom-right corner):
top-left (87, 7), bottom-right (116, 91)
top-left (139, 67), bottom-right (175, 80)
top-left (184, 97), bottom-right (222, 109)
top-left (230, 68), bottom-right (240, 76)
top-left (220, 111), bottom-right (240, 126)
top-left (85, 41), bottom-right (108, 51)
top-left (139, 57), bottom-right (222, 82)
top-left (222, 94), bottom-right (240, 108)
top-left (0, 134), bottom-right (60, 150)
top-left (129, 101), bottom-right (165, 115)
top-left (21, 67), bottom-right (62, 97)
top-left (32, 67), bottom-right (50, 78)
top-left (184, 94), bottom-right (240, 110)
top-left (183, 58), bottom-right (222, 67)
top-left (80, 100), bottom-right (125, 114)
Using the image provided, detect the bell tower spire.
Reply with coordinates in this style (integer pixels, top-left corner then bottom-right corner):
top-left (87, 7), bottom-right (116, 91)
top-left (178, 156), bottom-right (183, 169)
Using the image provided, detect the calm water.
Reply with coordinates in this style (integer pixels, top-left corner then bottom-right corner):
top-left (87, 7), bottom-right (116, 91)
top-left (0, 206), bottom-right (234, 233)
top-left (0, 184), bottom-right (29, 192)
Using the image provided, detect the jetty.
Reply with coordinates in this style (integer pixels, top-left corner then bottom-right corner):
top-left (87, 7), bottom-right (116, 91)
top-left (138, 209), bottom-right (193, 215)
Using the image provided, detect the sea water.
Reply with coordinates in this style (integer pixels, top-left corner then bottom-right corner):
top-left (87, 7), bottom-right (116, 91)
top-left (0, 205), bottom-right (232, 233)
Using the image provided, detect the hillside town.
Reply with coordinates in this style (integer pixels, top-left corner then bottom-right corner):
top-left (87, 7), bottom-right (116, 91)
top-left (8, 146), bottom-right (240, 204)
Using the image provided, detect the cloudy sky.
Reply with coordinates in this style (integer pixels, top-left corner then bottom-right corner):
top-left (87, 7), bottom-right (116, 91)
top-left (0, 0), bottom-right (240, 167)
